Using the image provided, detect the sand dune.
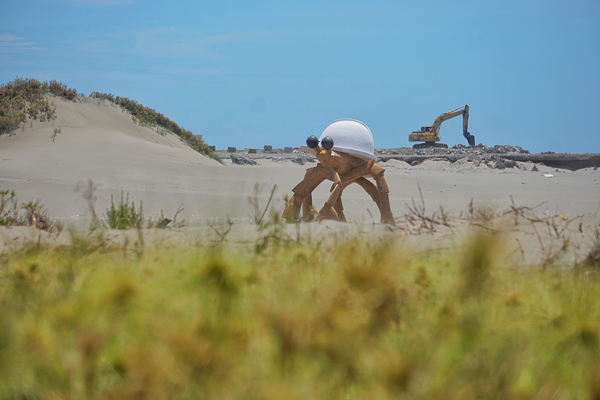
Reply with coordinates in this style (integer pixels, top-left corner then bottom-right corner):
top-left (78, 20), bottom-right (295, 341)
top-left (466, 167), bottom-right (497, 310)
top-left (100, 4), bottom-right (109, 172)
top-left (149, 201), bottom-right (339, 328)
top-left (1, 96), bottom-right (224, 224)
top-left (2, 95), bottom-right (221, 169)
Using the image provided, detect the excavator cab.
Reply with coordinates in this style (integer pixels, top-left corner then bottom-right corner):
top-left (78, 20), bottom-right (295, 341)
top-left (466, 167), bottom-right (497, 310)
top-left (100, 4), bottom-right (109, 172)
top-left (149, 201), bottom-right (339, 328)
top-left (409, 126), bottom-right (439, 144)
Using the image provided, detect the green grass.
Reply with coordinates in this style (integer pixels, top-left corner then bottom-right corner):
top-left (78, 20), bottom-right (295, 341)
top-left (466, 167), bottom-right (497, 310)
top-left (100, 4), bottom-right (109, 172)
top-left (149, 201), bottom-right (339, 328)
top-left (0, 78), bottom-right (71, 135)
top-left (0, 190), bottom-right (58, 232)
top-left (0, 228), bottom-right (599, 399)
top-left (105, 192), bottom-right (145, 230)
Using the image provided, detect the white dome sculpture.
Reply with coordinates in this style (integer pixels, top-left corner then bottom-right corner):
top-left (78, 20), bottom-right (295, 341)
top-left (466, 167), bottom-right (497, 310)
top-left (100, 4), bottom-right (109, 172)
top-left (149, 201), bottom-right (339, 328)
top-left (302, 119), bottom-right (376, 161)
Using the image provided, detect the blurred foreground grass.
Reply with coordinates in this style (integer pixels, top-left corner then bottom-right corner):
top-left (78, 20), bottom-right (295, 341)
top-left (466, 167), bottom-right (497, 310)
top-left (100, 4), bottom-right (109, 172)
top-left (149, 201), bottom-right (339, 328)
top-left (1, 230), bottom-right (599, 399)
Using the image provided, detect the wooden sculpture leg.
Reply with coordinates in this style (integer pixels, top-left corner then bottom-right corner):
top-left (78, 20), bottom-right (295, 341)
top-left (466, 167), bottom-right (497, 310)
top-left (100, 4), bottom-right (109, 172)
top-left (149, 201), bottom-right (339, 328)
top-left (353, 177), bottom-right (394, 225)
top-left (378, 192), bottom-right (393, 224)
top-left (375, 174), bottom-right (394, 224)
top-left (353, 177), bottom-right (382, 209)
top-left (282, 164), bottom-right (330, 222)
top-left (282, 196), bottom-right (294, 221)
top-left (334, 194), bottom-right (347, 222)
top-left (302, 193), bottom-right (314, 222)
top-left (282, 194), bottom-right (304, 222)
top-left (318, 170), bottom-right (342, 221)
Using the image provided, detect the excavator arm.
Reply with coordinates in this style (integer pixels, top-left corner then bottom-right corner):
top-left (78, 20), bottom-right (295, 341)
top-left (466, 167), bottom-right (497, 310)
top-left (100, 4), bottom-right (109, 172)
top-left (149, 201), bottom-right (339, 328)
top-left (431, 105), bottom-right (475, 146)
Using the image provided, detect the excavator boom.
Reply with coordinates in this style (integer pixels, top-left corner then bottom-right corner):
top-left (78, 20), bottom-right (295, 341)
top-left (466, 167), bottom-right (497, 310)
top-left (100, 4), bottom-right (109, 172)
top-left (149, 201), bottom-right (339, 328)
top-left (409, 105), bottom-right (475, 147)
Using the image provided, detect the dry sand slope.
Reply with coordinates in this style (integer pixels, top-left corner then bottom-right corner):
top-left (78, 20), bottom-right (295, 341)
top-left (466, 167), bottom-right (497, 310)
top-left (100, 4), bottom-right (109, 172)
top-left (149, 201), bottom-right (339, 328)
top-left (0, 94), bottom-right (600, 263)
top-left (0, 96), bottom-right (225, 224)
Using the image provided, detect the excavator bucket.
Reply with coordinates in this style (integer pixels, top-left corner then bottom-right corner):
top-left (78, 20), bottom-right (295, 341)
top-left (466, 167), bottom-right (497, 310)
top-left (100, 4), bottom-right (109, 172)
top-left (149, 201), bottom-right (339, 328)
top-left (467, 134), bottom-right (475, 147)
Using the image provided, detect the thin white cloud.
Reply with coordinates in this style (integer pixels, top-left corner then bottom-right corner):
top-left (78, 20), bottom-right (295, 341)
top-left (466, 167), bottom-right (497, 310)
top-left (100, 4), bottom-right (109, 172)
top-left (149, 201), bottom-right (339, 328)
top-left (132, 28), bottom-right (276, 60)
top-left (0, 34), bottom-right (43, 51)
top-left (64, 28), bottom-right (275, 61)
top-left (56, 0), bottom-right (133, 5)
top-left (142, 67), bottom-right (235, 76)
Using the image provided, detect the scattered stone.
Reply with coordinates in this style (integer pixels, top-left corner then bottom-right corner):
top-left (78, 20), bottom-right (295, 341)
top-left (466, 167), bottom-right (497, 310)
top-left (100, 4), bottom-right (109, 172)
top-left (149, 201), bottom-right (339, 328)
top-left (377, 144), bottom-right (530, 157)
top-left (215, 144), bottom-right (598, 171)
top-left (155, 218), bottom-right (172, 228)
top-left (492, 145), bottom-right (529, 154)
top-left (231, 154), bottom-right (257, 165)
top-left (290, 157), bottom-right (304, 165)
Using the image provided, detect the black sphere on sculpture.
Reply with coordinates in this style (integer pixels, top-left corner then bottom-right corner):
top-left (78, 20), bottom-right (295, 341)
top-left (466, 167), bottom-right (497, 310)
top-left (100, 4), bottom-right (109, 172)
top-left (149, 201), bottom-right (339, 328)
top-left (306, 135), bottom-right (319, 149)
top-left (321, 136), bottom-right (334, 150)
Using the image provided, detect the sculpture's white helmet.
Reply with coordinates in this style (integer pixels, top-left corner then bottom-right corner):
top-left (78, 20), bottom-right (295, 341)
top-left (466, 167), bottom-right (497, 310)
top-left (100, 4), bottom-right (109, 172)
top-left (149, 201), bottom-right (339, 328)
top-left (302, 119), bottom-right (376, 161)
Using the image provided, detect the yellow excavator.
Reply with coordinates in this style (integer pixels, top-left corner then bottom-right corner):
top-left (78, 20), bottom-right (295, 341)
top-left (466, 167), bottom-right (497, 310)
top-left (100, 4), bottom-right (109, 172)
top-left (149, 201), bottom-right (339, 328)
top-left (409, 105), bottom-right (475, 149)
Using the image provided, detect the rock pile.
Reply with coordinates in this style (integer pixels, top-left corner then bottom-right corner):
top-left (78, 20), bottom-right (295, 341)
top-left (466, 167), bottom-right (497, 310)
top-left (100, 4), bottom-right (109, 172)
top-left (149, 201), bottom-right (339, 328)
top-left (230, 154), bottom-right (257, 166)
top-left (216, 145), bottom-right (598, 171)
top-left (374, 144), bottom-right (530, 157)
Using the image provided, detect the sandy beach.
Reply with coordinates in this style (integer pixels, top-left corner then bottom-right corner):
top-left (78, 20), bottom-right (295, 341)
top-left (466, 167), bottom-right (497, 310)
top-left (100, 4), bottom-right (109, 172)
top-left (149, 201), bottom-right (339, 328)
top-left (2, 92), bottom-right (600, 400)
top-left (1, 96), bottom-right (599, 264)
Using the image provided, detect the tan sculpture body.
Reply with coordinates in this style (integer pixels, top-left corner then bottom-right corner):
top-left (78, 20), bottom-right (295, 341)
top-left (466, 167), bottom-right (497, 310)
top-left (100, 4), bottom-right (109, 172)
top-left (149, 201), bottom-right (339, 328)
top-left (282, 134), bottom-right (394, 224)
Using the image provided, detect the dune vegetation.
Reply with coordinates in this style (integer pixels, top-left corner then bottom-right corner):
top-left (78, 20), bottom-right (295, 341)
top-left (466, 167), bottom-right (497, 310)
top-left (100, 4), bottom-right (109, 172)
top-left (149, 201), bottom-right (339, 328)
top-left (0, 189), bottom-right (59, 233)
top-left (0, 209), bottom-right (599, 399)
top-left (88, 92), bottom-right (218, 161)
top-left (0, 78), bottom-right (76, 135)
top-left (0, 78), bottom-right (220, 162)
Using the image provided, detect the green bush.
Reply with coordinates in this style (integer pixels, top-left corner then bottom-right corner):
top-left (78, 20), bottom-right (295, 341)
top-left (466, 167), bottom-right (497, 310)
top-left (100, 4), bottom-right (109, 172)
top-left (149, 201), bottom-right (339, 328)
top-left (0, 189), bottom-right (58, 231)
top-left (0, 190), bottom-right (19, 226)
top-left (105, 192), bottom-right (144, 230)
top-left (0, 78), bottom-right (79, 135)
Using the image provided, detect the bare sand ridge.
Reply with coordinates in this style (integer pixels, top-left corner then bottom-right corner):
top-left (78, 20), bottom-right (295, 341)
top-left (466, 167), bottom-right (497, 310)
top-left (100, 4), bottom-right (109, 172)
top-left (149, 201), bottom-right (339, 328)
top-left (1, 95), bottom-right (599, 264)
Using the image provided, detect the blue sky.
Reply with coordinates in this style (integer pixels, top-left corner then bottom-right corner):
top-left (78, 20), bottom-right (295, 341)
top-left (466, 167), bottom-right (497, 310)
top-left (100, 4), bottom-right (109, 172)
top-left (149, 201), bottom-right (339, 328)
top-left (1, 0), bottom-right (599, 153)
